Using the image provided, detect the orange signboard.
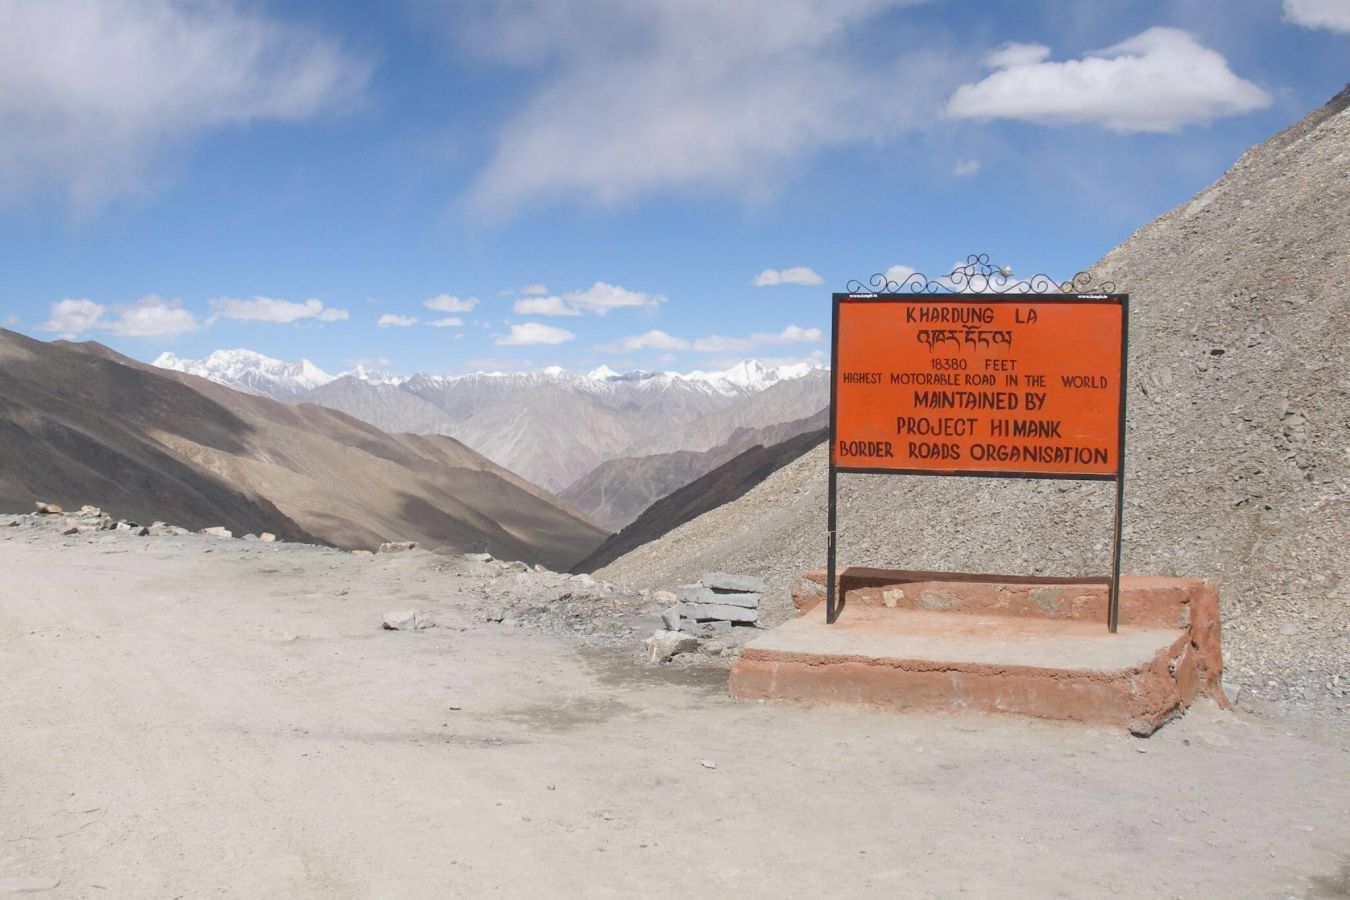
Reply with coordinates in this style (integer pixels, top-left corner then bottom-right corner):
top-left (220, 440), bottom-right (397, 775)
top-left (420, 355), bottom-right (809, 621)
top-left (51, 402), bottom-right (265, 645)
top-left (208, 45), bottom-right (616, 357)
top-left (831, 295), bottom-right (1127, 478)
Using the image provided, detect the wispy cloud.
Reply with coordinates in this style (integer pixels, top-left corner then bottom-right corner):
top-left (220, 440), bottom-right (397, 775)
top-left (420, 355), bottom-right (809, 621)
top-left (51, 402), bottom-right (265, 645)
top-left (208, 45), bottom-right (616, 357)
top-left (209, 296), bottom-right (348, 324)
top-left (753, 266), bottom-right (823, 287)
top-left (0, 0), bottom-right (369, 213)
top-left (513, 296), bottom-right (581, 317)
top-left (453, 0), bottom-right (944, 215)
top-left (952, 158), bottom-right (981, 177)
top-left (511, 282), bottom-right (662, 317)
top-left (495, 322), bottom-right (576, 346)
top-left (947, 28), bottom-right (1270, 132)
top-left (427, 317), bottom-right (463, 328)
top-left (693, 324), bottom-right (823, 353)
top-left (598, 329), bottom-right (690, 352)
top-left (423, 294), bottom-right (478, 313)
top-left (377, 314), bottom-right (418, 328)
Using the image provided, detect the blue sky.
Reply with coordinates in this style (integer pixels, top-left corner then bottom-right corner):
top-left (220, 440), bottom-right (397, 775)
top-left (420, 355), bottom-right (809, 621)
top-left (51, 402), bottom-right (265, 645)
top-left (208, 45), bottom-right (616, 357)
top-left (0, 0), bottom-right (1345, 375)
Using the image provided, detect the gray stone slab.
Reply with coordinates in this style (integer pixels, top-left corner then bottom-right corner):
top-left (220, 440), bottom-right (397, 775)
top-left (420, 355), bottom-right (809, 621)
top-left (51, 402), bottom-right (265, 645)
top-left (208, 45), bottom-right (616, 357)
top-left (702, 572), bottom-right (766, 594)
top-left (679, 602), bottom-right (759, 624)
top-left (678, 585), bottom-right (759, 608)
top-left (676, 585), bottom-right (717, 605)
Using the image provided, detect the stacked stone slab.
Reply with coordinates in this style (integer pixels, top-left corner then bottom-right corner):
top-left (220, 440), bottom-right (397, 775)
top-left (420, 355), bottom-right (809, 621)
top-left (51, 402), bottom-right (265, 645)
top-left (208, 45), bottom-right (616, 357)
top-left (663, 572), bottom-right (764, 633)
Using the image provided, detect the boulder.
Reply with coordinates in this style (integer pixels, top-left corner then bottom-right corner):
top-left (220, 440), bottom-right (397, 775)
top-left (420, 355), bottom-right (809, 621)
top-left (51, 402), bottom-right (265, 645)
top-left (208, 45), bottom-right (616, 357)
top-left (259, 532), bottom-right (277, 543)
top-left (77, 505), bottom-right (102, 517)
top-left (34, 502), bottom-right (63, 515)
top-left (199, 526), bottom-right (233, 539)
top-left (645, 630), bottom-right (699, 663)
top-left (377, 541), bottom-right (419, 553)
top-left (382, 610), bottom-right (435, 631)
top-left (702, 572), bottom-right (766, 594)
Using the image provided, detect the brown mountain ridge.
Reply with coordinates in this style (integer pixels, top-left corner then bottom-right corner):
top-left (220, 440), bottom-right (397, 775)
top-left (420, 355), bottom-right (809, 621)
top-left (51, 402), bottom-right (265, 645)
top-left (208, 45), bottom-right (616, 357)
top-left (0, 330), bottom-right (605, 569)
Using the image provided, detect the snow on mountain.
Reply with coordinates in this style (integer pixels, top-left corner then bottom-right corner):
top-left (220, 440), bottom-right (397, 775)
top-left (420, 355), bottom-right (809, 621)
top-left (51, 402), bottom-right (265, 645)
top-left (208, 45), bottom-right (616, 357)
top-left (153, 349), bottom-right (827, 490)
top-left (347, 364), bottom-right (407, 387)
top-left (153, 349), bottom-right (334, 400)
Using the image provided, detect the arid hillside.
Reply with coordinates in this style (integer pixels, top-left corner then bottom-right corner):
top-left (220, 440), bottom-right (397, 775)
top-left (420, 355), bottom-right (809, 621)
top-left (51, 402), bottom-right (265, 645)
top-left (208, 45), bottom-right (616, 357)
top-left (0, 330), bottom-right (606, 569)
top-left (598, 85), bottom-right (1350, 716)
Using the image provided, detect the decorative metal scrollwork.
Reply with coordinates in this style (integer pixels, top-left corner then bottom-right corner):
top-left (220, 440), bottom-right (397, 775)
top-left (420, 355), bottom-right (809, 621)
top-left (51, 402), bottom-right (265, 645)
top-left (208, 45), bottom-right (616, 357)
top-left (846, 253), bottom-right (1115, 295)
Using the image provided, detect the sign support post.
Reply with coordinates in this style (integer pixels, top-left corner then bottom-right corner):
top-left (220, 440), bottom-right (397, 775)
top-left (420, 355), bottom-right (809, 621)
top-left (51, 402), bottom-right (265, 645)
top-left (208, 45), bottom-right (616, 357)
top-left (826, 255), bottom-right (1128, 632)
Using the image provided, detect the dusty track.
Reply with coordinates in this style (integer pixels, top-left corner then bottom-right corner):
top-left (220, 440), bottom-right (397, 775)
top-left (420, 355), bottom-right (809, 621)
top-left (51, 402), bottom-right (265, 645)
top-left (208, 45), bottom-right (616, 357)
top-left (2, 528), bottom-right (1346, 897)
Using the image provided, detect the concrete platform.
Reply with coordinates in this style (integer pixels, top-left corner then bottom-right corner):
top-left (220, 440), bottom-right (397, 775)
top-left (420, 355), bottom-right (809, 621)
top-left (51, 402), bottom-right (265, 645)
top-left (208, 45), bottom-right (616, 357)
top-left (731, 572), bottom-right (1226, 734)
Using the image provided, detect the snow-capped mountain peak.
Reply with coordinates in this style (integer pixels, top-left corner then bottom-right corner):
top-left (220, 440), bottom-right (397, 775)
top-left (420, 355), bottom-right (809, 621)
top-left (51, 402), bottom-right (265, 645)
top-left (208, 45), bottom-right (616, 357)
top-left (347, 364), bottom-right (407, 387)
top-left (154, 349), bottom-right (334, 399)
top-left (152, 349), bottom-right (822, 407)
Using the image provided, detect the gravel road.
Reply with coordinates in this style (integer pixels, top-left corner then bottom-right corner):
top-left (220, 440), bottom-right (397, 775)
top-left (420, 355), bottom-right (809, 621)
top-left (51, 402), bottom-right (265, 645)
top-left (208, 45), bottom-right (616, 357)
top-left (2, 524), bottom-right (1347, 897)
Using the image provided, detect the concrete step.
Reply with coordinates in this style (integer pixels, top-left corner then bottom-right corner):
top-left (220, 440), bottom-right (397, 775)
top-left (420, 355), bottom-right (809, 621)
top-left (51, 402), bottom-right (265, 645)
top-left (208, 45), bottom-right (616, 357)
top-left (730, 605), bottom-right (1206, 734)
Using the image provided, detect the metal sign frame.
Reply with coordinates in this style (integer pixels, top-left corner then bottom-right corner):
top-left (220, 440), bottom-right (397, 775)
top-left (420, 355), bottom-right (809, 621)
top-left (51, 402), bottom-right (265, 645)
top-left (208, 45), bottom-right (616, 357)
top-left (826, 256), bottom-right (1129, 632)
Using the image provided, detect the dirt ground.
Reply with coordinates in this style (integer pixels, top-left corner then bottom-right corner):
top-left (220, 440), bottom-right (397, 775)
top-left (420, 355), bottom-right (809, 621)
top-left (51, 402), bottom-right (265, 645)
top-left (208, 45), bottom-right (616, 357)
top-left (2, 528), bottom-right (1347, 898)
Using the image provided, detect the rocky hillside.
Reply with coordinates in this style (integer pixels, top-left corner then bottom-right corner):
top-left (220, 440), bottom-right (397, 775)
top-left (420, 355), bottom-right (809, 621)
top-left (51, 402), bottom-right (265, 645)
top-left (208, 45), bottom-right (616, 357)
top-left (561, 408), bottom-right (828, 530)
top-left (0, 330), bottom-right (606, 569)
top-left (597, 85), bottom-right (1350, 717)
top-left (576, 426), bottom-right (826, 573)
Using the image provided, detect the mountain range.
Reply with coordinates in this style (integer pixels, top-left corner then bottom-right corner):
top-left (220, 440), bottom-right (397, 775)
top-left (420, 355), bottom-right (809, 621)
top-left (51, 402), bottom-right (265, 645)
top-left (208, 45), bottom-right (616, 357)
top-left (153, 352), bottom-right (831, 496)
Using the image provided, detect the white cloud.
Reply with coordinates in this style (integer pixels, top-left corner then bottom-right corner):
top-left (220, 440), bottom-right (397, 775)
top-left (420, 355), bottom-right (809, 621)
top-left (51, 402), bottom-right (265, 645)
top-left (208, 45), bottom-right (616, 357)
top-left (1284, 0), bottom-right (1350, 32)
top-left (946, 28), bottom-right (1271, 133)
top-left (2, 313), bottom-right (19, 328)
top-left (952, 158), bottom-right (981, 176)
top-left (496, 322), bottom-right (576, 346)
top-left (753, 266), bottom-right (824, 287)
top-left (520, 284), bottom-right (550, 295)
top-left (565, 282), bottom-right (662, 315)
top-left (40, 295), bottom-right (199, 337)
top-left (455, 0), bottom-right (943, 215)
top-left (208, 296), bottom-right (347, 325)
top-left (693, 324), bottom-right (823, 353)
top-left (41, 299), bottom-right (106, 336)
top-left (0, 0), bottom-right (369, 212)
top-left (427, 317), bottom-right (463, 328)
top-left (513, 282), bottom-right (661, 316)
top-left (601, 329), bottom-right (690, 352)
top-left (513, 295), bottom-right (581, 316)
top-left (883, 264), bottom-right (920, 287)
top-left (106, 295), bottom-right (199, 336)
top-left (377, 314), bottom-right (419, 328)
top-left (423, 294), bottom-right (479, 313)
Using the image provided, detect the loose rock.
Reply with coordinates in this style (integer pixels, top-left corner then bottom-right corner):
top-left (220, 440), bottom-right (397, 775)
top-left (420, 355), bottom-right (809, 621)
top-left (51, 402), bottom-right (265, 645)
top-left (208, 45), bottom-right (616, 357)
top-left (382, 610), bottom-right (435, 631)
top-left (378, 541), bottom-right (419, 554)
top-left (645, 630), bottom-right (699, 663)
